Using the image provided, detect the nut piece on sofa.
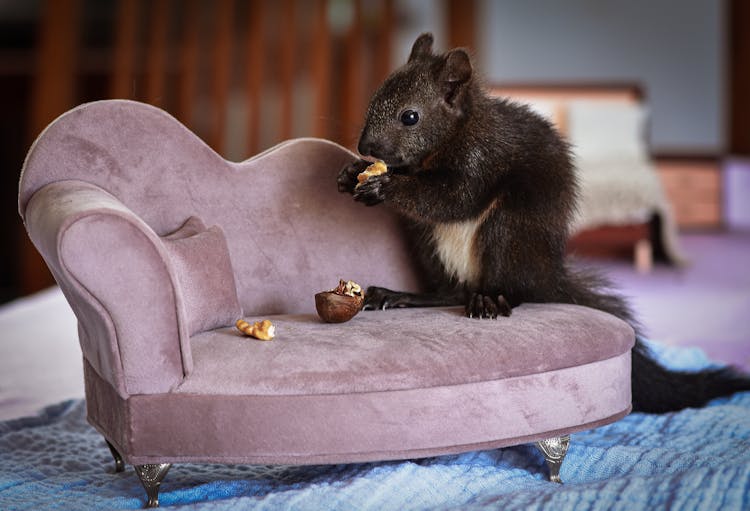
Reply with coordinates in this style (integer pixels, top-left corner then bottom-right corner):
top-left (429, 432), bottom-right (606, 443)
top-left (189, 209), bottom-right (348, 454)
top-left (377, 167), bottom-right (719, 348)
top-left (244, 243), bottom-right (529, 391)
top-left (236, 319), bottom-right (276, 340)
top-left (355, 160), bottom-right (387, 189)
top-left (315, 280), bottom-right (365, 323)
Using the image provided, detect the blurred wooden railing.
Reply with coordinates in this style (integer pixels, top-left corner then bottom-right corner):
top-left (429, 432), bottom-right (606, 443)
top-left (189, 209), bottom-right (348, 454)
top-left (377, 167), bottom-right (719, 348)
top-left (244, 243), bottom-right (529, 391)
top-left (20, 0), bottom-right (476, 296)
top-left (23, 0), bottom-right (399, 295)
top-left (31, 0), bottom-right (396, 161)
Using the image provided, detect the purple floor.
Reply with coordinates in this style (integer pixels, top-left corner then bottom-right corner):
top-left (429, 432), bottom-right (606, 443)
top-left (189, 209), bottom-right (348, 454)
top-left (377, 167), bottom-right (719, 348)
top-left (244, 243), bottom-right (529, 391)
top-left (582, 229), bottom-right (750, 370)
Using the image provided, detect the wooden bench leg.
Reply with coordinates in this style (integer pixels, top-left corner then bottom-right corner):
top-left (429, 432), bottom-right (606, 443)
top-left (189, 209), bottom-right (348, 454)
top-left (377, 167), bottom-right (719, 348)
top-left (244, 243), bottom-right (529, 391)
top-left (634, 239), bottom-right (653, 273)
top-left (535, 435), bottom-right (570, 483)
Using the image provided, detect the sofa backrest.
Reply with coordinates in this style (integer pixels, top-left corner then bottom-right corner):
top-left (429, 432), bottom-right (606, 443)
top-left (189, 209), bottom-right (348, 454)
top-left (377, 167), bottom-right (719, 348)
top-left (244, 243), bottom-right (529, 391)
top-left (19, 100), bottom-right (422, 396)
top-left (20, 100), bottom-right (421, 317)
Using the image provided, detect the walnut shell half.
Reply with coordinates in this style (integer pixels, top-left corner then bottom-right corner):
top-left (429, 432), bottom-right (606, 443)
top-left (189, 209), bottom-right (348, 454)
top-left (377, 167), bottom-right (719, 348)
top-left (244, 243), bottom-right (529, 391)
top-left (315, 280), bottom-right (364, 323)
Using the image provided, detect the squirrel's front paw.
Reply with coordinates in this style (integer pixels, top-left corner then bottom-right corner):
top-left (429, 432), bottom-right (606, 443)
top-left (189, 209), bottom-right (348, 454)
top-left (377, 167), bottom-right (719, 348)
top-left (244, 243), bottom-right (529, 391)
top-left (337, 159), bottom-right (370, 194)
top-left (363, 286), bottom-right (407, 310)
top-left (353, 173), bottom-right (390, 206)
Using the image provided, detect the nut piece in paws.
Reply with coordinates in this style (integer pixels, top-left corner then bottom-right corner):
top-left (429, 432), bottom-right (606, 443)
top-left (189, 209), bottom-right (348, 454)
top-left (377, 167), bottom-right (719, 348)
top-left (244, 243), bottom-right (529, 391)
top-left (352, 172), bottom-right (390, 206)
top-left (355, 160), bottom-right (388, 189)
top-left (337, 159), bottom-right (371, 194)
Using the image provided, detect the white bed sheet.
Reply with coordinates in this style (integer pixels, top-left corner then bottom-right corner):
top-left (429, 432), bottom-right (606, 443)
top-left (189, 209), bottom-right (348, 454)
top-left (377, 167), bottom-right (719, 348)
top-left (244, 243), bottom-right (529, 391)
top-left (0, 287), bottom-right (83, 420)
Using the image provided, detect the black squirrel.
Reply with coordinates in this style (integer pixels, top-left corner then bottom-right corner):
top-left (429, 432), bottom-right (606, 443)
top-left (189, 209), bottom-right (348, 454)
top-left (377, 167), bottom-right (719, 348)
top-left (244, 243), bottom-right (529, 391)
top-left (337, 32), bottom-right (750, 413)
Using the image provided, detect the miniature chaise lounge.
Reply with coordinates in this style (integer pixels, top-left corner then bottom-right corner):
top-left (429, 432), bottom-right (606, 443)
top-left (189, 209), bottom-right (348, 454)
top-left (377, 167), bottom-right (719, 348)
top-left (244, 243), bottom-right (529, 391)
top-left (18, 100), bottom-right (634, 507)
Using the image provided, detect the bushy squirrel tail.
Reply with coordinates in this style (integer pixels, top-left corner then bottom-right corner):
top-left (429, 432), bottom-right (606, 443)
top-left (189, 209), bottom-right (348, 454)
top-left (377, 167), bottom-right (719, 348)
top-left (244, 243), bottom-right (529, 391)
top-left (561, 265), bottom-right (750, 413)
top-left (630, 340), bottom-right (750, 413)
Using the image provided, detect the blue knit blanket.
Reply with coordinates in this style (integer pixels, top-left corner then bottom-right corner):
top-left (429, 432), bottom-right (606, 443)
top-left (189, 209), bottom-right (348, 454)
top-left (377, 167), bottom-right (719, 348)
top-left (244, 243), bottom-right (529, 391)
top-left (1, 340), bottom-right (748, 511)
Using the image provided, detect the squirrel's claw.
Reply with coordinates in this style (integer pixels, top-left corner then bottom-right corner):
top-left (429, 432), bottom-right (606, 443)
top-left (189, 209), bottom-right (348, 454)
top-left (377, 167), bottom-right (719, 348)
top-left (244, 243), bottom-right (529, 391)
top-left (353, 173), bottom-right (390, 206)
top-left (465, 293), bottom-right (511, 319)
top-left (362, 286), bottom-right (406, 310)
top-left (337, 159), bottom-right (370, 194)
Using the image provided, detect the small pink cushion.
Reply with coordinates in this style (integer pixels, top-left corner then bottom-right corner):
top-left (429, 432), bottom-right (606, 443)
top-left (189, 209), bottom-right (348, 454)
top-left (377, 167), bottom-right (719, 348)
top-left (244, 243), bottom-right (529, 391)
top-left (162, 217), bottom-right (242, 335)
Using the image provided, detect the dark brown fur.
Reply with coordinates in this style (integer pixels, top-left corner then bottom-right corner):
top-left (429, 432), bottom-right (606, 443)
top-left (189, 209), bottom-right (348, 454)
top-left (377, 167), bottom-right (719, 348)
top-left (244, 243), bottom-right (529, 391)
top-left (337, 33), bottom-right (750, 413)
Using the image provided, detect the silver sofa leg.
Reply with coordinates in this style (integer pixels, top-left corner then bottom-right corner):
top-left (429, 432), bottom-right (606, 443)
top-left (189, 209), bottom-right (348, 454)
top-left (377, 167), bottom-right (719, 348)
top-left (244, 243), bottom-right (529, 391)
top-left (105, 440), bottom-right (125, 473)
top-left (535, 435), bottom-right (570, 483)
top-left (135, 463), bottom-right (172, 508)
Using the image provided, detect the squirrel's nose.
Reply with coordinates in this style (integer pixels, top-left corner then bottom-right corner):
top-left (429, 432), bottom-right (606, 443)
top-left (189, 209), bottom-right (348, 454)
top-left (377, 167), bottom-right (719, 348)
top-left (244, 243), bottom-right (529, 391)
top-left (358, 132), bottom-right (384, 159)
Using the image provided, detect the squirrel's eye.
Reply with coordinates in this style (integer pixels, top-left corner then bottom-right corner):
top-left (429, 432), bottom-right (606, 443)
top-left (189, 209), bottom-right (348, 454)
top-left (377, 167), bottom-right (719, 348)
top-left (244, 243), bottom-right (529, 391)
top-left (400, 110), bottom-right (419, 126)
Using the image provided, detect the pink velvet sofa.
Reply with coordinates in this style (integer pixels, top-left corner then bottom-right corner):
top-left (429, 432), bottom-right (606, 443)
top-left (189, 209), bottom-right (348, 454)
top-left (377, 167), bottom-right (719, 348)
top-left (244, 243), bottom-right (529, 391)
top-left (18, 100), bottom-right (634, 508)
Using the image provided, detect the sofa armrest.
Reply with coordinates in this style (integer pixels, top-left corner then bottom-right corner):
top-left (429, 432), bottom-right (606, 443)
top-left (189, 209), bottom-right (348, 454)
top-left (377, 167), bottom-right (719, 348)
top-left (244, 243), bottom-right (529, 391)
top-left (23, 180), bottom-right (191, 397)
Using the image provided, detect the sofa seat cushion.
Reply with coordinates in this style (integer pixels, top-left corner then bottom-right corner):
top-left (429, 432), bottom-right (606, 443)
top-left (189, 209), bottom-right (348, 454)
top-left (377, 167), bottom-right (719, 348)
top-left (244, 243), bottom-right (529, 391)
top-left (89, 303), bottom-right (634, 466)
top-left (176, 303), bottom-right (634, 396)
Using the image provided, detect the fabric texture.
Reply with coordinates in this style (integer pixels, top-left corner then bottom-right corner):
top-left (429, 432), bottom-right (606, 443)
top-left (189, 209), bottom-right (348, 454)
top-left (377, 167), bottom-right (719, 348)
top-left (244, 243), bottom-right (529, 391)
top-left (565, 99), bottom-right (685, 264)
top-left (0, 340), bottom-right (747, 511)
top-left (85, 355), bottom-right (631, 466)
top-left (82, 303), bottom-right (633, 466)
top-left (18, 100), bottom-right (420, 317)
top-left (181, 304), bottom-right (633, 396)
top-left (567, 100), bottom-right (648, 162)
top-left (17, 100), bottom-right (420, 397)
top-left (23, 181), bottom-right (189, 397)
top-left (162, 217), bottom-right (242, 335)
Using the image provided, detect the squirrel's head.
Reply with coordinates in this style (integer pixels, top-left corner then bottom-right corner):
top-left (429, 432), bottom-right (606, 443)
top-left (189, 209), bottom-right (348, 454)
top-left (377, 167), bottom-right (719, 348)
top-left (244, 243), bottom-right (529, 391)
top-left (358, 33), bottom-right (474, 167)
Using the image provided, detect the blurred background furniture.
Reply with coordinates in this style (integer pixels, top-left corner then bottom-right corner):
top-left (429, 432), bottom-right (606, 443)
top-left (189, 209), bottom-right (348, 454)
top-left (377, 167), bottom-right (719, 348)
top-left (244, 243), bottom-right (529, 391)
top-left (490, 84), bottom-right (684, 272)
top-left (2, 0), bottom-right (749, 303)
top-left (5, 0), bottom-right (411, 300)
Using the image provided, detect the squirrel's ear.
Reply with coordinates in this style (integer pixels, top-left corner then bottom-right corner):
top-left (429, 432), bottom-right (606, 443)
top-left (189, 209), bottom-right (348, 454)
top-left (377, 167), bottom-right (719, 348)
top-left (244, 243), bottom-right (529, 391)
top-left (408, 33), bottom-right (434, 62)
top-left (440, 49), bottom-right (472, 104)
top-left (443, 49), bottom-right (472, 84)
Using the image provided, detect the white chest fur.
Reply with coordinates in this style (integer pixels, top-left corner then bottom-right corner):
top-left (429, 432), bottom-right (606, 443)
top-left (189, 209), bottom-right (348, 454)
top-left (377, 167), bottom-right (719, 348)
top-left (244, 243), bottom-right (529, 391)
top-left (431, 218), bottom-right (483, 287)
top-left (430, 201), bottom-right (497, 287)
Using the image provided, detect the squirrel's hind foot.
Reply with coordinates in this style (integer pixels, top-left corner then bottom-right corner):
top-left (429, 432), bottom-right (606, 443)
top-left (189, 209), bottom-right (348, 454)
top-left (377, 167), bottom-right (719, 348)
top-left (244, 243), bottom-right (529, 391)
top-left (465, 293), bottom-right (511, 319)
